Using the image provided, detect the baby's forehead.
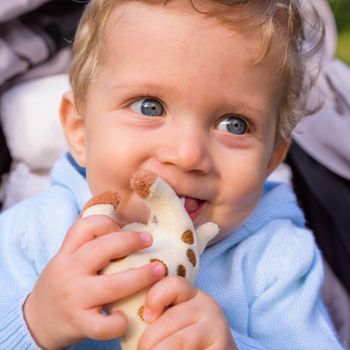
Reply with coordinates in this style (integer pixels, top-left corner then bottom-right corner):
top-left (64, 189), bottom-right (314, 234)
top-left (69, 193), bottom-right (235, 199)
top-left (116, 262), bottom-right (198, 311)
top-left (96, 4), bottom-right (283, 108)
top-left (104, 2), bottom-right (287, 86)
top-left (107, 1), bottom-right (248, 29)
top-left (106, 0), bottom-right (286, 27)
top-left (105, 0), bottom-right (288, 54)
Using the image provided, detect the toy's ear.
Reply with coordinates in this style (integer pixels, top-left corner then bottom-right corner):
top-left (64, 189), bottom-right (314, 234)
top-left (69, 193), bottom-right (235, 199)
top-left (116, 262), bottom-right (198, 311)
top-left (266, 138), bottom-right (290, 176)
top-left (60, 91), bottom-right (87, 167)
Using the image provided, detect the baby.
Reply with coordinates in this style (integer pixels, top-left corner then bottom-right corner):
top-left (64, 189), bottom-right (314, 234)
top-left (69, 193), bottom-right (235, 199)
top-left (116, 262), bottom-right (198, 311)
top-left (0, 0), bottom-right (345, 349)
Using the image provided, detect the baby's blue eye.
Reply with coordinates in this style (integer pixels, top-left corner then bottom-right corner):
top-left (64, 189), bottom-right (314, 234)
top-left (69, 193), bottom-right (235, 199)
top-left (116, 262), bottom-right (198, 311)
top-left (131, 98), bottom-right (164, 117)
top-left (217, 116), bottom-right (248, 135)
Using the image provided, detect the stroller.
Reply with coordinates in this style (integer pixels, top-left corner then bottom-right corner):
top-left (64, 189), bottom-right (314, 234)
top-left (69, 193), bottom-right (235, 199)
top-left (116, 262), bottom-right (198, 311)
top-left (0, 0), bottom-right (83, 207)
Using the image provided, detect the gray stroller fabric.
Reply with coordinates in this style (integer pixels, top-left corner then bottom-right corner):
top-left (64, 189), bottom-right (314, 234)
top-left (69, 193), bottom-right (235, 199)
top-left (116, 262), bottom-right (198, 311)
top-left (0, 0), bottom-right (50, 22)
top-left (0, 0), bottom-right (83, 179)
top-left (0, 1), bottom-right (83, 87)
top-left (0, 19), bottom-right (49, 85)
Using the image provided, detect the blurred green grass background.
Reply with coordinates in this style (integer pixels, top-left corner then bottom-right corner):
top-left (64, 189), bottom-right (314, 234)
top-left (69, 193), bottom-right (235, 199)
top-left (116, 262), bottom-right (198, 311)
top-left (330, 0), bottom-right (350, 64)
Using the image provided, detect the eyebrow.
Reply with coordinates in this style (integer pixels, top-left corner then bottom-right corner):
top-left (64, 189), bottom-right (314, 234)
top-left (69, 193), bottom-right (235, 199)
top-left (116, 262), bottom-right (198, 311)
top-left (225, 101), bottom-right (269, 120)
top-left (107, 82), bottom-right (167, 93)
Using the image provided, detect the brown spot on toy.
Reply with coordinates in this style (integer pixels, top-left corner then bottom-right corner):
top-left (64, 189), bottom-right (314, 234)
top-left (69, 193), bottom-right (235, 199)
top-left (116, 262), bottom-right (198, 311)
top-left (150, 258), bottom-right (168, 276)
top-left (177, 264), bottom-right (186, 277)
top-left (80, 191), bottom-right (120, 217)
top-left (130, 170), bottom-right (157, 198)
top-left (110, 256), bottom-right (126, 263)
top-left (138, 305), bottom-right (144, 321)
top-left (181, 230), bottom-right (194, 244)
top-left (186, 249), bottom-right (196, 267)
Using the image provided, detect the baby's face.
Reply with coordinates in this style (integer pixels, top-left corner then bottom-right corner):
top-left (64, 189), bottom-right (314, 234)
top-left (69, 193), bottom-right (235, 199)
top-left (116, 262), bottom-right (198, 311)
top-left (64, 1), bottom-right (288, 242)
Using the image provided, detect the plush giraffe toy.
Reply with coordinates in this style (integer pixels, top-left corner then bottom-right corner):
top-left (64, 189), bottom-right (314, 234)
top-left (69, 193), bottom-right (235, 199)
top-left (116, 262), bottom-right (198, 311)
top-left (81, 169), bottom-right (219, 350)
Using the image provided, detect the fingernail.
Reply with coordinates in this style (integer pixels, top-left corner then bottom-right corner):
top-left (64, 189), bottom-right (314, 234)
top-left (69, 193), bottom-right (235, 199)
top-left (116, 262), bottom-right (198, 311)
top-left (152, 263), bottom-right (165, 277)
top-left (143, 307), bottom-right (154, 323)
top-left (139, 232), bottom-right (152, 244)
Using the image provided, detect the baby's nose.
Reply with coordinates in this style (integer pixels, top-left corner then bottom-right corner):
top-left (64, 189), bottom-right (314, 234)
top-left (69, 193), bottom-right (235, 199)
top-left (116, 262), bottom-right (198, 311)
top-left (157, 127), bottom-right (213, 174)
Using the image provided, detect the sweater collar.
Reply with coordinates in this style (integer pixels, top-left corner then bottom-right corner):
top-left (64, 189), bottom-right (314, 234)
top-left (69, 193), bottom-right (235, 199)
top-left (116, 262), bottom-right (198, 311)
top-left (50, 152), bottom-right (91, 213)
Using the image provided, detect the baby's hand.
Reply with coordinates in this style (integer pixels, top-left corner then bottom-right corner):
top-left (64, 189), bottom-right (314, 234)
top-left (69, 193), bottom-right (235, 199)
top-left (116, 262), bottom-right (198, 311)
top-left (138, 276), bottom-right (237, 350)
top-left (23, 215), bottom-right (166, 349)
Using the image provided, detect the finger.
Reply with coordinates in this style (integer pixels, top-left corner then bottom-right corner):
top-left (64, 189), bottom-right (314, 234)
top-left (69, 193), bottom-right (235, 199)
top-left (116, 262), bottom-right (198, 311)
top-left (141, 291), bottom-right (234, 350)
top-left (74, 231), bottom-right (153, 272)
top-left (140, 298), bottom-right (199, 348)
top-left (80, 308), bottom-right (128, 340)
top-left (79, 262), bottom-right (166, 306)
top-left (142, 321), bottom-right (212, 350)
top-left (147, 321), bottom-right (236, 350)
top-left (143, 276), bottom-right (197, 322)
top-left (60, 215), bottom-right (121, 253)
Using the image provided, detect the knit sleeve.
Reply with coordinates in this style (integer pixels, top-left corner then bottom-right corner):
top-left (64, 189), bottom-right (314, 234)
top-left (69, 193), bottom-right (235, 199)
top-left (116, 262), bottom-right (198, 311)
top-left (0, 201), bottom-right (43, 349)
top-left (0, 294), bottom-right (40, 349)
top-left (246, 219), bottom-right (344, 350)
top-left (0, 189), bottom-right (77, 349)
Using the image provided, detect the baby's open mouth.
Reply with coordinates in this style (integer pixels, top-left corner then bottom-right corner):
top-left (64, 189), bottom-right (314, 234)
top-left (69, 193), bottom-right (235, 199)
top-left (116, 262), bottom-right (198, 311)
top-left (182, 196), bottom-right (205, 220)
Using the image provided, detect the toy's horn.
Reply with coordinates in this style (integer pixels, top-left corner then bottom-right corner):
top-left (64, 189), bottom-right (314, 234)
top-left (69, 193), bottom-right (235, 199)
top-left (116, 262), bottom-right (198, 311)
top-left (80, 191), bottom-right (120, 220)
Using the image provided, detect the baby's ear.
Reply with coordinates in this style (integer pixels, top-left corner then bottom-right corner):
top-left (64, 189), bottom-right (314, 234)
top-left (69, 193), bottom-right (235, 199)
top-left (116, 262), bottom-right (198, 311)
top-left (60, 91), bottom-right (87, 167)
top-left (266, 138), bottom-right (290, 176)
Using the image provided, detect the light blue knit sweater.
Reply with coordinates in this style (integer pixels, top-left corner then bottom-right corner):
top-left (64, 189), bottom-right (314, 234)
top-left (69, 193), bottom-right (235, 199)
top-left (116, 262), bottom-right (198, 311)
top-left (0, 153), bottom-right (344, 350)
